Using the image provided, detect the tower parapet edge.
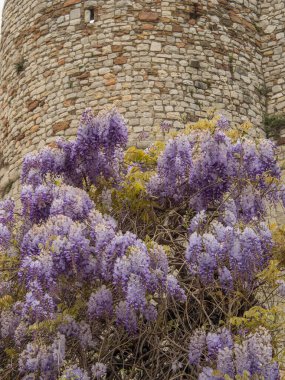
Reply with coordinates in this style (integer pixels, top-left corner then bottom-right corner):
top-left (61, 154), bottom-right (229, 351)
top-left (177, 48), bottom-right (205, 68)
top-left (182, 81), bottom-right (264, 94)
top-left (0, 0), bottom-right (276, 197)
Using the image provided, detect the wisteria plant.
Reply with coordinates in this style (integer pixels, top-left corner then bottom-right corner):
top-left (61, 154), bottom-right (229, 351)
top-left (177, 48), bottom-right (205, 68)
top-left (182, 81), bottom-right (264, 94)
top-left (0, 108), bottom-right (285, 379)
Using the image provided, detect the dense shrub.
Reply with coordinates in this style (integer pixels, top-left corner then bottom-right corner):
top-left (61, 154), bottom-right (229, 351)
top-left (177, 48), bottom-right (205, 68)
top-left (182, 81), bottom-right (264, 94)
top-left (0, 108), bottom-right (284, 379)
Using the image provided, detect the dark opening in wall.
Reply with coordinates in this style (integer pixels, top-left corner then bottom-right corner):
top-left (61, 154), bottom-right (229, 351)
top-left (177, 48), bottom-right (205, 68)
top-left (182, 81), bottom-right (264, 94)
top-left (189, 4), bottom-right (202, 20)
top-left (89, 8), bottom-right (95, 23)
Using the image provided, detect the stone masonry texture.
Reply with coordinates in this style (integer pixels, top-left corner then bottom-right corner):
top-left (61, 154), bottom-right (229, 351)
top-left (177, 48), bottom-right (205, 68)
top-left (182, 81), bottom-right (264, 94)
top-left (0, 0), bottom-right (284, 205)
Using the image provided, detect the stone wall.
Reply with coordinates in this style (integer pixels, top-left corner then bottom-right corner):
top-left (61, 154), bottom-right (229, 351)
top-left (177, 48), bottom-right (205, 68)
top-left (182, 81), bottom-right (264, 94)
top-left (260, 0), bottom-right (285, 115)
top-left (259, 1), bottom-right (285, 223)
top-left (0, 0), bottom-right (281, 198)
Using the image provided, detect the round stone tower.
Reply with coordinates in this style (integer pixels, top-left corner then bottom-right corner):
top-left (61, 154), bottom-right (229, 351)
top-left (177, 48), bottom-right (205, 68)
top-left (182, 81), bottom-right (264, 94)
top-left (0, 0), bottom-right (275, 197)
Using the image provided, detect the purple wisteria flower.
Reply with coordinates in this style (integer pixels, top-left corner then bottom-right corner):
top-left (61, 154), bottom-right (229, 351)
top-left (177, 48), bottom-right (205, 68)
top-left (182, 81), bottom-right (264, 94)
top-left (50, 185), bottom-right (94, 221)
top-left (216, 115), bottom-right (230, 130)
top-left (115, 301), bottom-right (138, 333)
top-left (20, 215), bottom-right (92, 287)
top-left (186, 219), bottom-right (273, 291)
top-left (0, 310), bottom-right (20, 339)
top-left (88, 285), bottom-right (113, 319)
top-left (276, 279), bottom-right (285, 297)
top-left (20, 128), bottom-right (122, 225)
top-left (189, 327), bottom-right (280, 380)
top-left (60, 365), bottom-right (90, 380)
top-left (148, 125), bottom-right (282, 221)
top-left (0, 108), bottom-right (282, 378)
top-left (19, 334), bottom-right (66, 379)
top-left (19, 181), bottom-right (183, 337)
top-left (0, 198), bottom-right (15, 224)
top-left (189, 329), bottom-right (207, 365)
top-left (21, 280), bottom-right (55, 323)
top-left (160, 120), bottom-right (172, 133)
top-left (166, 274), bottom-right (186, 301)
top-left (126, 274), bottom-right (147, 310)
top-left (0, 223), bottom-right (11, 247)
top-left (92, 362), bottom-right (107, 379)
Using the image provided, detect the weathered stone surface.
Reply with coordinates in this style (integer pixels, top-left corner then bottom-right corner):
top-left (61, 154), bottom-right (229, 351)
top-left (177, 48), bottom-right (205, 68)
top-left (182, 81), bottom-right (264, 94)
top-left (64, 0), bottom-right (81, 7)
top-left (52, 121), bottom-right (70, 134)
top-left (190, 61), bottom-right (200, 69)
top-left (142, 24), bottom-right (155, 30)
top-left (114, 56), bottom-right (128, 65)
top-left (138, 11), bottom-right (159, 22)
top-left (277, 137), bottom-right (285, 146)
top-left (64, 99), bottom-right (76, 107)
top-left (150, 42), bottom-right (162, 52)
top-left (30, 125), bottom-right (40, 134)
top-left (112, 45), bottom-right (123, 53)
top-left (70, 8), bottom-right (81, 20)
top-left (26, 100), bottom-right (40, 112)
top-left (1, 0), bottom-right (285, 206)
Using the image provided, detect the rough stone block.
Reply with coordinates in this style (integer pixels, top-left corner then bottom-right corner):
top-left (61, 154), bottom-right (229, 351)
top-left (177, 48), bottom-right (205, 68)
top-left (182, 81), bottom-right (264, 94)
top-left (52, 121), bottom-right (70, 134)
top-left (138, 11), bottom-right (159, 22)
top-left (150, 42), bottom-right (162, 52)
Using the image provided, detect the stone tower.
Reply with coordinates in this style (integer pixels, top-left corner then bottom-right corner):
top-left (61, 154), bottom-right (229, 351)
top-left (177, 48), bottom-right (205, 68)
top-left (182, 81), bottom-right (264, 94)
top-left (0, 0), bottom-right (284, 197)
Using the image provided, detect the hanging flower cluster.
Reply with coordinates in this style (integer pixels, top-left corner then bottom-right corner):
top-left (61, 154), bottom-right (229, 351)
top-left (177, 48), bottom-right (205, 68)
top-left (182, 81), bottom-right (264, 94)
top-left (189, 327), bottom-right (279, 379)
top-left (148, 122), bottom-right (283, 221)
top-left (186, 218), bottom-right (273, 291)
top-left (21, 108), bottom-right (128, 224)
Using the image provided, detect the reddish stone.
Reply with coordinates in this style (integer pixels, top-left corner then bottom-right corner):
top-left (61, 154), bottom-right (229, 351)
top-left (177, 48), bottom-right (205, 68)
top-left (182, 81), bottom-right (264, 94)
top-left (27, 100), bottom-right (40, 112)
top-left (33, 32), bottom-right (42, 42)
top-left (8, 88), bottom-right (17, 97)
top-left (105, 78), bottom-right (117, 86)
top-left (30, 125), bottom-right (40, 134)
top-left (70, 72), bottom-right (90, 80)
top-left (104, 73), bottom-right (117, 86)
top-left (277, 137), bottom-right (285, 146)
top-left (64, 99), bottom-right (76, 107)
top-left (77, 72), bottom-right (90, 80)
top-left (112, 45), bottom-right (123, 52)
top-left (48, 142), bottom-right (59, 149)
top-left (104, 73), bottom-right (114, 79)
top-left (114, 56), bottom-right (128, 65)
top-left (142, 24), bottom-right (155, 30)
top-left (138, 11), bottom-right (159, 22)
top-left (229, 11), bottom-right (255, 31)
top-left (52, 121), bottom-right (70, 134)
top-left (173, 24), bottom-right (183, 33)
top-left (64, 0), bottom-right (81, 7)
top-left (15, 133), bottom-right (25, 142)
